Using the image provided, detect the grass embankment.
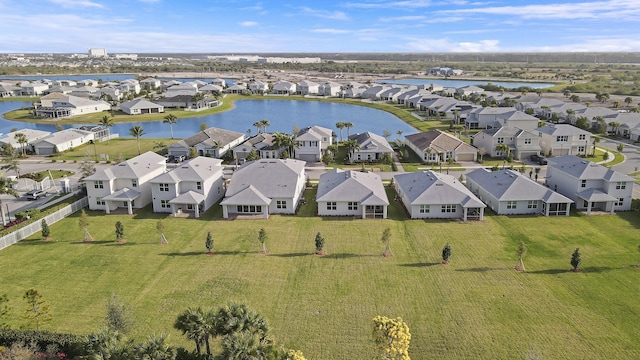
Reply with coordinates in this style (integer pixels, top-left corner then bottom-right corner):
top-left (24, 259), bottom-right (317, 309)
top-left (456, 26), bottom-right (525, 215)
top-left (47, 138), bottom-right (176, 162)
top-left (0, 192), bottom-right (639, 359)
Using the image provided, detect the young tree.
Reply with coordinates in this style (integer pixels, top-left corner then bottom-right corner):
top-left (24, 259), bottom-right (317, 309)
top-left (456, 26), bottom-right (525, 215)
top-left (205, 232), bottom-right (214, 254)
top-left (115, 221), bottom-right (125, 242)
top-left (200, 122), bottom-right (208, 131)
top-left (79, 209), bottom-right (92, 242)
top-left (381, 228), bottom-right (392, 257)
top-left (314, 232), bottom-right (325, 255)
top-left (41, 219), bottom-right (51, 241)
top-left (617, 143), bottom-right (625, 153)
top-left (23, 288), bottom-right (52, 330)
top-left (372, 315), bottom-right (411, 360)
top-left (258, 228), bottom-right (268, 254)
top-left (79, 159), bottom-right (96, 179)
top-left (515, 241), bottom-right (527, 272)
top-left (157, 220), bottom-right (168, 245)
top-left (0, 294), bottom-right (9, 329)
top-left (571, 248), bottom-right (582, 272)
top-left (442, 243), bottom-right (451, 264)
top-left (105, 293), bottom-right (134, 334)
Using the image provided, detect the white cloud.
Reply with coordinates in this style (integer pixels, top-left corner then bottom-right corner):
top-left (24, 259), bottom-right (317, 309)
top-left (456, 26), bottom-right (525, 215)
top-left (379, 15), bottom-right (428, 22)
top-left (404, 37), bottom-right (501, 52)
top-left (48, 0), bottom-right (104, 8)
top-left (239, 21), bottom-right (258, 27)
top-left (345, 0), bottom-right (433, 9)
top-left (138, 0), bottom-right (161, 3)
top-left (299, 7), bottom-right (349, 20)
top-left (311, 28), bottom-right (351, 34)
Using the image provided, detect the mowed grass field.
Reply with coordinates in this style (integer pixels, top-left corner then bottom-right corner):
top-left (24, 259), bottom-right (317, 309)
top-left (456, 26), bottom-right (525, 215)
top-left (0, 189), bottom-right (639, 359)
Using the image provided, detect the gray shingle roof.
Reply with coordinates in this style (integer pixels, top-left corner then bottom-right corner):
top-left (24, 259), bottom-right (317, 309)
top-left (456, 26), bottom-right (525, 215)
top-left (224, 159), bottom-right (306, 200)
top-left (405, 130), bottom-right (476, 153)
top-left (547, 155), bottom-right (633, 182)
top-left (394, 170), bottom-right (484, 208)
top-left (316, 169), bottom-right (389, 205)
top-left (84, 151), bottom-right (166, 181)
top-left (150, 156), bottom-right (223, 184)
top-left (172, 127), bottom-right (244, 149)
top-left (348, 132), bottom-right (393, 152)
top-left (466, 168), bottom-right (572, 203)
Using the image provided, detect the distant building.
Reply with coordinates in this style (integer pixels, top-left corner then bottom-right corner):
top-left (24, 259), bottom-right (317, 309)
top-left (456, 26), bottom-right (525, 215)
top-left (88, 48), bottom-right (108, 58)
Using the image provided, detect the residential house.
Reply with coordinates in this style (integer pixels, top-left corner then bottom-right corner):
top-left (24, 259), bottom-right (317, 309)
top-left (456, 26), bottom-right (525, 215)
top-left (405, 130), bottom-right (478, 163)
top-left (394, 170), bottom-right (485, 221)
top-left (456, 85), bottom-right (485, 97)
top-left (471, 126), bottom-right (541, 160)
top-left (232, 133), bottom-right (282, 161)
top-left (546, 155), bottom-right (634, 214)
top-left (140, 78), bottom-right (162, 90)
top-left (316, 169), bottom-right (389, 219)
top-left (342, 82), bottom-right (368, 98)
top-left (536, 124), bottom-right (591, 157)
top-left (120, 98), bottom-right (164, 115)
top-left (361, 85), bottom-right (389, 100)
top-left (84, 152), bottom-right (167, 215)
top-left (164, 83), bottom-right (198, 97)
top-left (248, 80), bottom-right (269, 94)
top-left (295, 126), bottom-right (333, 162)
top-left (198, 84), bottom-right (224, 95)
top-left (118, 79), bottom-right (141, 95)
top-left (0, 83), bottom-right (21, 98)
top-left (77, 79), bottom-right (98, 87)
top-left (220, 159), bottom-right (306, 219)
top-left (603, 112), bottom-right (640, 138)
top-left (272, 81), bottom-right (296, 95)
top-left (168, 126), bottom-right (245, 158)
top-left (464, 107), bottom-right (539, 130)
top-left (296, 80), bottom-right (320, 95)
top-left (32, 128), bottom-right (95, 155)
top-left (0, 129), bottom-right (51, 153)
top-left (33, 95), bottom-right (110, 118)
top-left (69, 86), bottom-right (100, 99)
top-left (150, 157), bottom-right (225, 218)
top-left (347, 132), bottom-right (394, 163)
top-left (225, 83), bottom-right (246, 94)
top-left (98, 86), bottom-right (122, 101)
top-left (210, 78), bottom-right (227, 88)
top-left (20, 82), bottom-right (49, 96)
top-left (319, 81), bottom-right (342, 97)
top-left (465, 168), bottom-right (573, 216)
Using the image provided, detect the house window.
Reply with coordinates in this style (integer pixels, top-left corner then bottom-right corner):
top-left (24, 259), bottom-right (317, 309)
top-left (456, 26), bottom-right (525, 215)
top-left (527, 200), bottom-right (537, 209)
top-left (441, 204), bottom-right (455, 213)
top-left (578, 146), bottom-right (585, 153)
top-left (615, 198), bottom-right (624, 206)
top-left (94, 180), bottom-right (103, 189)
top-left (196, 182), bottom-right (202, 190)
top-left (131, 179), bottom-right (137, 187)
top-left (507, 201), bottom-right (517, 209)
top-left (96, 197), bottom-right (105, 206)
top-left (497, 137), bottom-right (504, 144)
top-left (616, 182), bottom-right (626, 190)
top-left (556, 135), bottom-right (568, 142)
top-left (159, 183), bottom-right (169, 191)
top-left (524, 138), bottom-right (532, 144)
top-left (581, 180), bottom-right (586, 188)
top-left (326, 202), bottom-right (336, 210)
top-left (160, 200), bottom-right (169, 208)
top-left (348, 202), bottom-right (358, 211)
top-left (579, 134), bottom-right (586, 140)
top-left (236, 205), bottom-right (262, 213)
top-left (419, 205), bottom-right (430, 213)
top-left (276, 200), bottom-right (286, 209)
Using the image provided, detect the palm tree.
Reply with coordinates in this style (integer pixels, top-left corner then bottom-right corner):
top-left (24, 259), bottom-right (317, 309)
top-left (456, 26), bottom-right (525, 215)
top-left (134, 334), bottom-right (176, 360)
top-left (174, 307), bottom-right (209, 356)
top-left (163, 114), bottom-right (177, 139)
top-left (344, 122), bottom-right (354, 137)
top-left (624, 96), bottom-right (633, 107)
top-left (129, 126), bottom-right (144, 155)
top-left (344, 139), bottom-right (360, 163)
top-left (592, 136), bottom-right (601, 156)
top-left (495, 143), bottom-right (510, 159)
top-left (259, 119), bottom-right (270, 133)
top-left (14, 132), bottom-right (28, 157)
top-left (273, 132), bottom-right (296, 158)
top-left (253, 121), bottom-right (262, 134)
top-left (335, 122), bottom-right (346, 142)
top-left (609, 121), bottom-right (621, 136)
top-left (99, 116), bottom-right (114, 144)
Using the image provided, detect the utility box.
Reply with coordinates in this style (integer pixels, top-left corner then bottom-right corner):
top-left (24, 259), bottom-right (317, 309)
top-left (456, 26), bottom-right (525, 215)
top-left (60, 178), bottom-right (71, 193)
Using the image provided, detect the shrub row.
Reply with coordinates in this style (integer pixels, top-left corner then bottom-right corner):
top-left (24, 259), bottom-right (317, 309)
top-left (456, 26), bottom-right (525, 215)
top-left (0, 329), bottom-right (88, 357)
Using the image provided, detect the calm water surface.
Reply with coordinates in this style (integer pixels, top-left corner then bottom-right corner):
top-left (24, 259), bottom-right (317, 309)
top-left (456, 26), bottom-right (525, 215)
top-left (0, 100), bottom-right (417, 139)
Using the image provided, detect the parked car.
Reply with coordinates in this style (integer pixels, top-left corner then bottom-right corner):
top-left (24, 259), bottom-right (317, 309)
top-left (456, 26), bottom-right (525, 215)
top-left (530, 154), bottom-right (548, 165)
top-left (173, 155), bottom-right (185, 163)
top-left (26, 190), bottom-right (47, 200)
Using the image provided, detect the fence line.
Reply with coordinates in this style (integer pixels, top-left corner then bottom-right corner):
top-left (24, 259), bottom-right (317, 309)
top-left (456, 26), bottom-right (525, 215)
top-left (0, 197), bottom-right (88, 251)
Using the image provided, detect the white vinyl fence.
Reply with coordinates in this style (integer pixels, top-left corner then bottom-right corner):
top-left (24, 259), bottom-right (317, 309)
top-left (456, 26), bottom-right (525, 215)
top-left (0, 197), bottom-right (88, 251)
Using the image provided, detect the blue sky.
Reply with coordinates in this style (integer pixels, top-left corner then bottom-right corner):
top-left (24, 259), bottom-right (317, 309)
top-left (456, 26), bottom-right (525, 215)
top-left (1, 0), bottom-right (639, 53)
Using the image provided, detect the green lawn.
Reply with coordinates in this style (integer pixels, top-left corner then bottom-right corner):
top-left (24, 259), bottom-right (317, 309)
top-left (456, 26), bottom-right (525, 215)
top-left (0, 192), bottom-right (639, 359)
top-left (47, 138), bottom-right (176, 162)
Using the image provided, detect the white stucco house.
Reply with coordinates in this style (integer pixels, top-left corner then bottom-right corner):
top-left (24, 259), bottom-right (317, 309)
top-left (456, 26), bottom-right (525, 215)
top-left (546, 155), bottom-right (634, 214)
top-left (84, 152), bottom-right (167, 215)
top-left (536, 124), bottom-right (591, 157)
top-left (168, 127), bottom-right (245, 159)
top-left (394, 170), bottom-right (485, 221)
top-left (471, 126), bottom-right (542, 161)
top-left (150, 157), bottom-right (225, 218)
top-left (32, 128), bottom-right (95, 155)
top-left (316, 169), bottom-right (389, 219)
top-left (120, 98), bottom-right (164, 115)
top-left (347, 132), bottom-right (394, 163)
top-left (220, 159), bottom-right (306, 219)
top-left (294, 126), bottom-right (333, 162)
top-left (465, 168), bottom-right (573, 216)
